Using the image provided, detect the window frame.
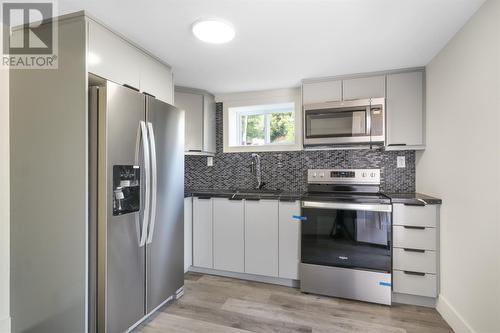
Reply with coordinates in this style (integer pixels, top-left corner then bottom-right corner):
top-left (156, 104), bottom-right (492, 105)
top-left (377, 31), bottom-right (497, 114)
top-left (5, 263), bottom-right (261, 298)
top-left (235, 103), bottom-right (295, 146)
top-left (220, 88), bottom-right (302, 153)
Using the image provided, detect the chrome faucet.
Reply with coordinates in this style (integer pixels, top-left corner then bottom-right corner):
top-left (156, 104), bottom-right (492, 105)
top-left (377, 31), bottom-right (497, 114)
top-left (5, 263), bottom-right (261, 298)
top-left (250, 153), bottom-right (264, 189)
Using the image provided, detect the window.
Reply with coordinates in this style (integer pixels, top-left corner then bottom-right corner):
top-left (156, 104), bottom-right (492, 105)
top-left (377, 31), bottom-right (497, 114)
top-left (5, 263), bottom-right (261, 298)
top-left (234, 103), bottom-right (295, 146)
top-left (222, 88), bottom-right (302, 152)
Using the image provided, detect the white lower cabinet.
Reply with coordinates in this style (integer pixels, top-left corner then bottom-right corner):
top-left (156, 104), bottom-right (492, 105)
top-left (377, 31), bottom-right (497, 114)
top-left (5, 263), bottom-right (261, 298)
top-left (245, 200), bottom-right (279, 277)
top-left (184, 197), bottom-right (193, 273)
top-left (278, 201), bottom-right (301, 280)
top-left (191, 197), bottom-right (301, 281)
top-left (192, 197), bottom-right (213, 268)
top-left (392, 203), bottom-right (440, 299)
top-left (393, 226), bottom-right (436, 250)
top-left (213, 198), bottom-right (244, 273)
top-left (393, 271), bottom-right (437, 298)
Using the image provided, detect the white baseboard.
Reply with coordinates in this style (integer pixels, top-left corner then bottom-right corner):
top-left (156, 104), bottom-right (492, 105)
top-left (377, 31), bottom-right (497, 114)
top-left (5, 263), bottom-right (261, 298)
top-left (437, 294), bottom-right (474, 333)
top-left (0, 316), bottom-right (11, 333)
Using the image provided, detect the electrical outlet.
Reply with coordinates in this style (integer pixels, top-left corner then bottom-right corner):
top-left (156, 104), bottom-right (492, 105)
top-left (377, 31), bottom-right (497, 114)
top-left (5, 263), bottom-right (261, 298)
top-left (397, 156), bottom-right (406, 168)
top-left (207, 156), bottom-right (214, 167)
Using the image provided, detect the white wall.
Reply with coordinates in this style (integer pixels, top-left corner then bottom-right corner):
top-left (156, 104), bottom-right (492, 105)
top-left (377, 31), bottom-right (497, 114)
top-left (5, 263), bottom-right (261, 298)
top-left (417, 0), bottom-right (500, 332)
top-left (0, 67), bottom-right (10, 331)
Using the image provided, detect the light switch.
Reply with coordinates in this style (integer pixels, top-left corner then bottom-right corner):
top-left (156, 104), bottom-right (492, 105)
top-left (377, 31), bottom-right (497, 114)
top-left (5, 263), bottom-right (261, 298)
top-left (207, 156), bottom-right (214, 167)
top-left (397, 156), bottom-right (406, 168)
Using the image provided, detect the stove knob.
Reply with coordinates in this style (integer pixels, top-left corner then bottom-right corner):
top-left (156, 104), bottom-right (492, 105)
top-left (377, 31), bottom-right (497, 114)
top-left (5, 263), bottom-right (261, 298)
top-left (371, 172), bottom-right (376, 178)
top-left (312, 172), bottom-right (317, 178)
top-left (319, 172), bottom-right (325, 178)
top-left (362, 172), bottom-right (367, 177)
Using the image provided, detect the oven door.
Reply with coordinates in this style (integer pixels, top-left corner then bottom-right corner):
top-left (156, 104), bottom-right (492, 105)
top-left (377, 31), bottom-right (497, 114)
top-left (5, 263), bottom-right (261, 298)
top-left (301, 201), bottom-right (392, 273)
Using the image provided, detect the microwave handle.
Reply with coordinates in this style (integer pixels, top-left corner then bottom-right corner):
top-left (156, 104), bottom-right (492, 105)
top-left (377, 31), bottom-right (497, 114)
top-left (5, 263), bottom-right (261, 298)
top-left (366, 105), bottom-right (372, 136)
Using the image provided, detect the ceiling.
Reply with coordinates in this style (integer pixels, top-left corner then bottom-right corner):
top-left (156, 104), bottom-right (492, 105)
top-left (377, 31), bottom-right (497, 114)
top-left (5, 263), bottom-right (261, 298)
top-left (58, 0), bottom-right (485, 94)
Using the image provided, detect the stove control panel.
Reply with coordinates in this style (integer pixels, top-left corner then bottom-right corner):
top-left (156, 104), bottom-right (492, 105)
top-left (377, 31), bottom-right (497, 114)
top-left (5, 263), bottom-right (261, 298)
top-left (307, 169), bottom-right (380, 185)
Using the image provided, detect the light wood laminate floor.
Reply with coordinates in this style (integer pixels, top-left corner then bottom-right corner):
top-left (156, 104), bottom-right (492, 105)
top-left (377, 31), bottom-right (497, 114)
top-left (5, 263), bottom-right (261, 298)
top-left (138, 273), bottom-right (452, 333)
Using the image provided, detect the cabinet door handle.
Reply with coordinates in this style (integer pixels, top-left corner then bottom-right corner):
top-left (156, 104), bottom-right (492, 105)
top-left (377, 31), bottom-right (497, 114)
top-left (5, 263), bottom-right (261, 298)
top-left (197, 196), bottom-right (212, 200)
top-left (123, 84), bottom-right (140, 92)
top-left (403, 248), bottom-right (425, 253)
top-left (142, 91), bottom-right (156, 98)
top-left (403, 226), bottom-right (426, 230)
top-left (388, 143), bottom-right (407, 146)
top-left (403, 271), bottom-right (426, 276)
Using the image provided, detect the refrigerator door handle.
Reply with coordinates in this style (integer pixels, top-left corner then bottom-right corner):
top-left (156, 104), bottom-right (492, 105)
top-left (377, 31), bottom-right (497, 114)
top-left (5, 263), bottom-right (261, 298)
top-left (146, 122), bottom-right (158, 244)
top-left (139, 121), bottom-right (151, 247)
top-left (133, 123), bottom-right (142, 245)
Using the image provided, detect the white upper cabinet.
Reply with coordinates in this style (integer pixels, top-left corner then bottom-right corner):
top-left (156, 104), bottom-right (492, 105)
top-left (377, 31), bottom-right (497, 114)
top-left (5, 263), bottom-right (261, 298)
top-left (303, 68), bottom-right (426, 150)
top-left (203, 94), bottom-right (216, 154)
top-left (175, 88), bottom-right (216, 155)
top-left (302, 80), bottom-right (342, 104)
top-left (175, 91), bottom-right (203, 152)
top-left (386, 71), bottom-right (425, 149)
top-left (87, 19), bottom-right (173, 104)
top-left (88, 20), bottom-right (141, 89)
top-left (342, 76), bottom-right (386, 100)
top-left (140, 57), bottom-right (173, 104)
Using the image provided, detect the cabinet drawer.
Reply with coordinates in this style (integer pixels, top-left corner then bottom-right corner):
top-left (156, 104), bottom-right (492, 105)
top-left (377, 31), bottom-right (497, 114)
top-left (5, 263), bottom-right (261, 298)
top-left (393, 270), bottom-right (437, 297)
top-left (393, 248), bottom-right (436, 274)
top-left (393, 204), bottom-right (437, 227)
top-left (393, 226), bottom-right (436, 250)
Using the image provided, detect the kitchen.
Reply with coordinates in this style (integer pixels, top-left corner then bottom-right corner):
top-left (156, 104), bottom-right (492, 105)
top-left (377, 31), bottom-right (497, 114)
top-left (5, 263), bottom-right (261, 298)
top-left (1, 1), bottom-right (499, 333)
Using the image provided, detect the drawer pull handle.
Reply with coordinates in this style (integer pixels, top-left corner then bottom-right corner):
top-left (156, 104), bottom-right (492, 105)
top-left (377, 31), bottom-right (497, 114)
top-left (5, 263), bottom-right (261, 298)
top-left (403, 271), bottom-right (426, 276)
top-left (197, 196), bottom-right (212, 200)
top-left (403, 226), bottom-right (426, 230)
top-left (403, 248), bottom-right (425, 253)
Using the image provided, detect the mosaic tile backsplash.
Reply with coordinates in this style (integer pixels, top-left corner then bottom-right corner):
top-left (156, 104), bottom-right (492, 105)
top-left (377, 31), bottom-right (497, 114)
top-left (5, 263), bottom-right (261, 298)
top-left (185, 103), bottom-right (415, 193)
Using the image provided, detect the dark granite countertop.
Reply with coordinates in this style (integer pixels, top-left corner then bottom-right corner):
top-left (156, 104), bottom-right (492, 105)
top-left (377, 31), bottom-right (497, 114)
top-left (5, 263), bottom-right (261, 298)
top-left (186, 189), bottom-right (441, 205)
top-left (382, 192), bottom-right (442, 205)
top-left (185, 189), bottom-right (303, 201)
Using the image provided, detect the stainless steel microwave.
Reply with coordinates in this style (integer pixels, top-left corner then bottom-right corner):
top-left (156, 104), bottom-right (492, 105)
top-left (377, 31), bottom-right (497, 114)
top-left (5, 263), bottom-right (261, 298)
top-left (303, 98), bottom-right (385, 147)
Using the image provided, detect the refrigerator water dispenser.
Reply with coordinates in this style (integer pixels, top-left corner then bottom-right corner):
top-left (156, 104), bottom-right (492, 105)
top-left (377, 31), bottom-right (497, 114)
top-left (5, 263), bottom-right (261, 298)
top-left (113, 165), bottom-right (140, 216)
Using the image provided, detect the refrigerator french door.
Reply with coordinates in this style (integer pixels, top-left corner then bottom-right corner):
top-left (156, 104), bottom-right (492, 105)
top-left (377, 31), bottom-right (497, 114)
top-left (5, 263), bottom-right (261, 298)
top-left (90, 81), bottom-right (184, 333)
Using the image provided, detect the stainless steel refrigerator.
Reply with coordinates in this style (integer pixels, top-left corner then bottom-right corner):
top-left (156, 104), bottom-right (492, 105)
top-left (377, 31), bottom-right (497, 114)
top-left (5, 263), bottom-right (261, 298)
top-left (89, 80), bottom-right (185, 333)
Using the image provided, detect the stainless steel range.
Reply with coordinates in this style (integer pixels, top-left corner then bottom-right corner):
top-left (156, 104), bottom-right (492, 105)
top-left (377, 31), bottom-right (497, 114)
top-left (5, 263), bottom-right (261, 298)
top-left (300, 169), bottom-right (392, 305)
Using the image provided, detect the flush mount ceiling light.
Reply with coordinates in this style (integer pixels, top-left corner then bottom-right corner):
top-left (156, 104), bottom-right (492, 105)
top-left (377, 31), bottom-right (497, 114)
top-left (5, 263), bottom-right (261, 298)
top-left (192, 19), bottom-right (235, 44)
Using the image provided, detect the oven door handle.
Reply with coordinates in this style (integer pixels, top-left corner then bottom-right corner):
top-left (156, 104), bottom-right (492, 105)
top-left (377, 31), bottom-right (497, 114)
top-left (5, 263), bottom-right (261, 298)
top-left (301, 201), bottom-right (392, 213)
